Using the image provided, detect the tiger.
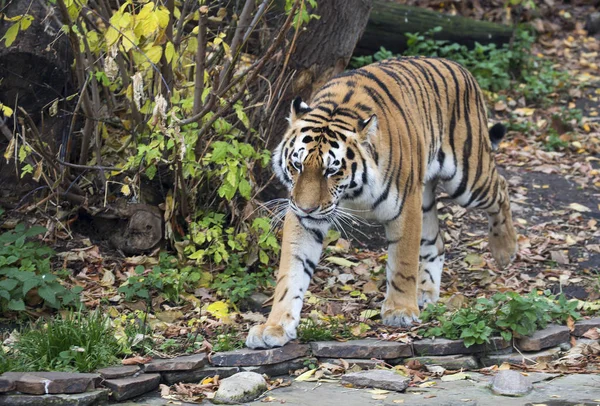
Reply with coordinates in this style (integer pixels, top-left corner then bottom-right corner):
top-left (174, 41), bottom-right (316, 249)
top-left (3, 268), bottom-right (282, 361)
top-left (246, 56), bottom-right (518, 349)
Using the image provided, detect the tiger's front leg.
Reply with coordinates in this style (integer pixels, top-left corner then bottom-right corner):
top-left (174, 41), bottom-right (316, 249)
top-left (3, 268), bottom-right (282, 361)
top-left (381, 194), bottom-right (422, 326)
top-left (246, 211), bottom-right (327, 349)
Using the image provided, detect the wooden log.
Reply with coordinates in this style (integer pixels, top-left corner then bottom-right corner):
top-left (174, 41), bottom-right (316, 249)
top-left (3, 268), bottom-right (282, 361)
top-left (355, 0), bottom-right (514, 56)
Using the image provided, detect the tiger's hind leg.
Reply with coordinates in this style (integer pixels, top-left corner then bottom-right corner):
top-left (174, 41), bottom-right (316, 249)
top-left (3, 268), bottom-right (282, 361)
top-left (481, 174), bottom-right (518, 269)
top-left (418, 180), bottom-right (445, 308)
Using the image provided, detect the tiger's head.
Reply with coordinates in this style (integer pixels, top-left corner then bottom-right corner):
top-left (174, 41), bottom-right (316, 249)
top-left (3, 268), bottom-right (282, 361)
top-left (273, 97), bottom-right (378, 221)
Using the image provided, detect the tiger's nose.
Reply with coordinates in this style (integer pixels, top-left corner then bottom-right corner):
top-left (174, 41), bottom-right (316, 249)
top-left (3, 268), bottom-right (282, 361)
top-left (298, 205), bottom-right (319, 214)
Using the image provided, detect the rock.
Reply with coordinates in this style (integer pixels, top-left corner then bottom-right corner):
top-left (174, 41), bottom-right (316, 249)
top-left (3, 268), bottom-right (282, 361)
top-left (0, 375), bottom-right (15, 393)
top-left (213, 372), bottom-right (267, 404)
top-left (211, 343), bottom-right (310, 367)
top-left (515, 325), bottom-right (570, 351)
top-left (162, 367), bottom-right (240, 385)
top-left (480, 347), bottom-right (561, 367)
top-left (144, 353), bottom-right (207, 372)
top-left (572, 317), bottom-right (600, 337)
top-left (0, 389), bottom-right (109, 406)
top-left (240, 292), bottom-right (271, 314)
top-left (1, 372), bottom-right (99, 395)
top-left (310, 339), bottom-right (412, 359)
top-left (406, 355), bottom-right (479, 370)
top-left (318, 358), bottom-right (386, 370)
top-left (242, 357), bottom-right (316, 376)
top-left (96, 365), bottom-right (140, 379)
top-left (341, 370), bottom-right (410, 392)
top-left (413, 337), bottom-right (510, 356)
top-left (490, 370), bottom-right (533, 396)
top-left (585, 12), bottom-right (600, 35)
top-left (102, 373), bottom-right (160, 401)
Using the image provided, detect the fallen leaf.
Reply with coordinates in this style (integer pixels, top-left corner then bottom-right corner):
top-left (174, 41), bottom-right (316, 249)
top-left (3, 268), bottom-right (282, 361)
top-left (295, 369), bottom-right (317, 382)
top-left (122, 356), bottom-right (152, 365)
top-left (441, 372), bottom-right (470, 382)
top-left (568, 203), bottom-right (591, 212)
top-left (325, 256), bottom-right (358, 267)
top-left (582, 327), bottom-right (600, 340)
top-left (369, 389), bottom-right (390, 394)
top-left (372, 394), bottom-right (388, 400)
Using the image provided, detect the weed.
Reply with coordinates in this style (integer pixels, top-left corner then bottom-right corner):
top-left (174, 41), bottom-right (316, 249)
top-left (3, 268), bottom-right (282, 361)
top-left (0, 215), bottom-right (82, 312)
top-left (420, 292), bottom-right (580, 346)
top-left (12, 310), bottom-right (122, 372)
top-left (211, 255), bottom-right (274, 304)
top-left (297, 315), bottom-right (352, 343)
top-left (211, 329), bottom-right (244, 352)
top-left (545, 129), bottom-right (570, 151)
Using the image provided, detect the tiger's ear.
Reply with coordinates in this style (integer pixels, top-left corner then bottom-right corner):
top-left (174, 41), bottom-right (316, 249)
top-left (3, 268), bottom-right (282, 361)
top-left (358, 114), bottom-right (378, 144)
top-left (289, 96), bottom-right (311, 123)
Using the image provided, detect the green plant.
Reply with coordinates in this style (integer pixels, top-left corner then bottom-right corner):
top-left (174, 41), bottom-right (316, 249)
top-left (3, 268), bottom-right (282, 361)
top-left (210, 255), bottom-right (274, 304)
top-left (13, 310), bottom-right (122, 372)
top-left (420, 292), bottom-right (581, 346)
top-left (0, 219), bottom-right (82, 312)
top-left (211, 329), bottom-right (244, 352)
top-left (545, 129), bottom-right (569, 151)
top-left (297, 315), bottom-right (352, 343)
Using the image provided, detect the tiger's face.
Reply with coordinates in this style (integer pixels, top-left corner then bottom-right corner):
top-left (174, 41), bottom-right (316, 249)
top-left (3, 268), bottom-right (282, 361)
top-left (273, 97), bottom-right (377, 221)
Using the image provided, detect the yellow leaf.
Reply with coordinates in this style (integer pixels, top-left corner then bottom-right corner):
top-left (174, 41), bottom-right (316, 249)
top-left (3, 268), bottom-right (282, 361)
top-left (121, 184), bottom-right (131, 196)
top-left (325, 256), bottom-right (358, 267)
top-left (568, 203), bottom-right (591, 213)
top-left (441, 372), bottom-right (470, 382)
top-left (3, 137), bottom-right (15, 162)
top-left (372, 394), bottom-right (387, 400)
top-left (513, 107), bottom-right (535, 117)
top-left (1, 22), bottom-right (20, 47)
top-left (295, 368), bottom-right (317, 381)
top-left (32, 161), bottom-right (43, 182)
top-left (206, 300), bottom-right (229, 320)
top-left (165, 41), bottom-right (175, 64)
top-left (393, 401), bottom-right (405, 404)
top-left (145, 45), bottom-right (163, 64)
top-left (20, 15), bottom-right (33, 31)
top-left (120, 29), bottom-right (138, 52)
top-left (0, 103), bottom-right (14, 117)
top-left (369, 389), bottom-right (390, 395)
top-left (155, 6), bottom-right (171, 28)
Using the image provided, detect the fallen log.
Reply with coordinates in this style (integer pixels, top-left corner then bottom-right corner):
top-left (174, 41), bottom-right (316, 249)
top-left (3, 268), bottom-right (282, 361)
top-left (355, 0), bottom-right (514, 56)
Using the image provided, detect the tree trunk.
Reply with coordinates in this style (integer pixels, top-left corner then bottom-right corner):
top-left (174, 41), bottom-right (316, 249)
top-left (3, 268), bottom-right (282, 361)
top-left (262, 0), bottom-right (374, 150)
top-left (355, 0), bottom-right (514, 56)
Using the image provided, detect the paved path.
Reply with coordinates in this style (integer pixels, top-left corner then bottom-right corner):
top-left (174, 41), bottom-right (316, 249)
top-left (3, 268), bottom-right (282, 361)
top-left (126, 372), bottom-right (600, 406)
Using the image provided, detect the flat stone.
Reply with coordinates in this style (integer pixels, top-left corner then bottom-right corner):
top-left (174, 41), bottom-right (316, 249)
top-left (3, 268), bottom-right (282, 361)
top-left (318, 358), bottom-right (386, 370)
top-left (103, 373), bottom-right (160, 401)
top-left (1, 372), bottom-right (99, 395)
top-left (490, 370), bottom-right (533, 396)
top-left (480, 347), bottom-right (562, 367)
top-left (0, 389), bottom-right (109, 406)
top-left (242, 357), bottom-right (316, 376)
top-left (310, 339), bottom-right (412, 359)
top-left (213, 372), bottom-right (267, 404)
top-left (413, 336), bottom-right (510, 356)
top-left (211, 343), bottom-right (310, 366)
top-left (341, 370), bottom-right (410, 392)
top-left (0, 375), bottom-right (15, 393)
top-left (572, 317), bottom-right (600, 337)
top-left (96, 365), bottom-right (140, 379)
top-left (144, 353), bottom-right (207, 372)
top-left (515, 325), bottom-right (570, 351)
top-left (162, 366), bottom-right (240, 385)
top-left (406, 354), bottom-right (479, 370)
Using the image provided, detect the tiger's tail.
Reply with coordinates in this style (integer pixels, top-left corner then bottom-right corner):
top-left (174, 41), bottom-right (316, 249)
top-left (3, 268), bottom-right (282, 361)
top-left (489, 123), bottom-right (506, 150)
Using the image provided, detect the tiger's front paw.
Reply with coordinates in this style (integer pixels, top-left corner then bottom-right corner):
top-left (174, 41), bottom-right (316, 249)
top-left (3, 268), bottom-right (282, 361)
top-left (381, 300), bottom-right (421, 327)
top-left (245, 323), bottom-right (296, 349)
top-left (418, 282), bottom-right (440, 309)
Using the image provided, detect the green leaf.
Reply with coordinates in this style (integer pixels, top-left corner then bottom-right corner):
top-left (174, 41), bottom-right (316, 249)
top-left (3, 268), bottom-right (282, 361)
top-left (22, 278), bottom-right (39, 295)
top-left (8, 298), bottom-right (25, 311)
top-left (0, 279), bottom-right (18, 291)
top-left (38, 285), bottom-right (58, 307)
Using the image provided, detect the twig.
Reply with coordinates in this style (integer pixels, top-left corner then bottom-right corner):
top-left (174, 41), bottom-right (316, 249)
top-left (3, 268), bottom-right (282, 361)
top-left (193, 6), bottom-right (208, 116)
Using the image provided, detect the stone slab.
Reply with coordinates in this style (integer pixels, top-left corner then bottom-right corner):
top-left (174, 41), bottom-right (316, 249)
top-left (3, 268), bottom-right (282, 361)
top-left (0, 389), bottom-right (109, 406)
top-left (162, 366), bottom-right (240, 385)
top-left (103, 373), bottom-right (160, 401)
top-left (96, 365), bottom-right (140, 379)
top-left (318, 358), bottom-right (386, 370)
top-left (242, 357), bottom-right (316, 376)
top-left (413, 336), bottom-right (510, 356)
top-left (341, 370), bottom-right (410, 392)
top-left (1, 372), bottom-right (99, 395)
top-left (310, 339), bottom-right (412, 359)
top-left (211, 343), bottom-right (310, 367)
top-left (406, 354), bottom-right (479, 370)
top-left (0, 375), bottom-right (16, 393)
top-left (572, 317), bottom-right (600, 337)
top-left (480, 347), bottom-right (561, 367)
top-left (515, 325), bottom-right (570, 351)
top-left (144, 353), bottom-right (207, 372)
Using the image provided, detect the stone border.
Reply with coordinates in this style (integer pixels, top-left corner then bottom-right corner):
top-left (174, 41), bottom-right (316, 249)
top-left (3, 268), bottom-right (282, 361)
top-left (0, 318), bottom-right (598, 403)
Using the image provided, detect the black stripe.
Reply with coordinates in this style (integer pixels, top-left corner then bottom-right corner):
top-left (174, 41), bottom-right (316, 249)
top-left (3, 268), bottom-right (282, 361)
top-left (390, 280), bottom-right (404, 293)
top-left (279, 287), bottom-right (288, 302)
